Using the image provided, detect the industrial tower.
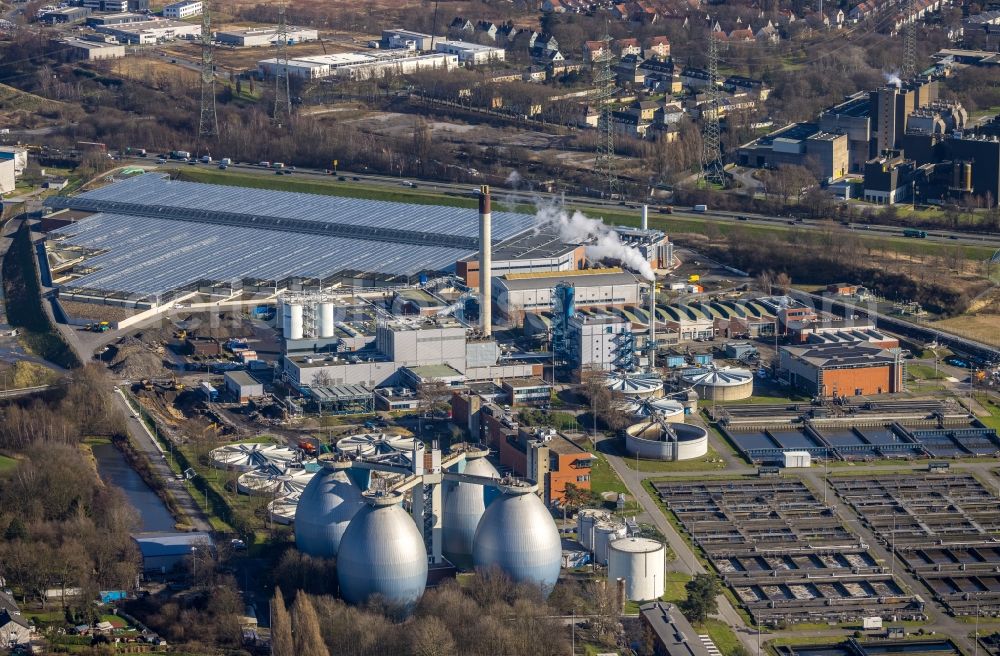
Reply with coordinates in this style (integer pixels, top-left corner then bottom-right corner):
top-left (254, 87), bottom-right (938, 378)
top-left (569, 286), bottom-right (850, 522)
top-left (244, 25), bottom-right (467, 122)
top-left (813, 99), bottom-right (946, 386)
top-left (272, 2), bottom-right (292, 126)
top-left (195, 1), bottom-right (218, 154)
top-left (701, 29), bottom-right (726, 185)
top-left (901, 0), bottom-right (917, 79)
top-left (593, 33), bottom-right (621, 200)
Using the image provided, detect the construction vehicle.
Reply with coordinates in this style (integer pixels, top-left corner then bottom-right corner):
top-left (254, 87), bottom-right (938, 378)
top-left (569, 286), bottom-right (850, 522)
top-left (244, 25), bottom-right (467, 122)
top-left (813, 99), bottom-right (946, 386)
top-left (175, 329), bottom-right (187, 340)
top-left (91, 321), bottom-right (111, 333)
top-left (141, 379), bottom-right (153, 391)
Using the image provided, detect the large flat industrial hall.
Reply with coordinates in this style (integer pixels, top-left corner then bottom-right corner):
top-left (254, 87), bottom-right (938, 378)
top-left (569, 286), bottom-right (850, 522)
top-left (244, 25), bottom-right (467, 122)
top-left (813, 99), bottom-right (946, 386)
top-left (41, 174), bottom-right (539, 301)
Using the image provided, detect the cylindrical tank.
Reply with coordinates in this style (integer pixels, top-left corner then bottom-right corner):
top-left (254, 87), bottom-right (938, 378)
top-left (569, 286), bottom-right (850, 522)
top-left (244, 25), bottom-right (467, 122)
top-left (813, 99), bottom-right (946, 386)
top-left (318, 302), bottom-right (335, 338)
top-left (473, 481), bottom-right (561, 594)
top-left (288, 303), bottom-right (304, 340)
top-left (593, 521), bottom-right (626, 566)
top-left (624, 420), bottom-right (709, 461)
top-left (608, 537), bottom-right (666, 601)
top-left (337, 491), bottom-right (428, 609)
top-left (295, 456), bottom-right (365, 559)
top-left (281, 301), bottom-right (292, 336)
top-left (442, 447), bottom-right (500, 569)
top-left (577, 508), bottom-right (610, 551)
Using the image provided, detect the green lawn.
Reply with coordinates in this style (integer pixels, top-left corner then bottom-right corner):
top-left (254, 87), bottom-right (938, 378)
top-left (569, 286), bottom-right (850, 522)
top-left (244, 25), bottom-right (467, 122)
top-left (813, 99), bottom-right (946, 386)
top-left (590, 452), bottom-right (628, 497)
top-left (974, 394), bottom-right (1000, 431)
top-left (907, 364), bottom-right (946, 380)
top-left (695, 618), bottom-right (742, 656)
top-left (0, 454), bottom-right (18, 472)
top-left (663, 571), bottom-right (691, 603)
top-left (621, 445), bottom-right (727, 472)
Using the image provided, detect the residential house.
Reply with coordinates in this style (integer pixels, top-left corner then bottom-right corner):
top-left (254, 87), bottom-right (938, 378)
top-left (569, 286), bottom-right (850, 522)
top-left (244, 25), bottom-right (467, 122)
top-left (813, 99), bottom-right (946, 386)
top-left (612, 110), bottom-right (651, 138)
top-left (541, 0), bottom-right (567, 12)
top-left (833, 9), bottom-right (846, 26)
top-left (724, 75), bottom-right (770, 100)
top-left (778, 9), bottom-right (797, 22)
top-left (583, 40), bottom-right (607, 63)
top-left (523, 66), bottom-right (547, 82)
top-left (476, 21), bottom-right (498, 41)
top-left (680, 66), bottom-right (713, 89)
top-left (496, 22), bottom-right (520, 45)
top-left (0, 610), bottom-right (30, 647)
top-left (729, 28), bottom-right (756, 42)
top-left (450, 17), bottom-right (474, 34)
top-left (615, 53), bottom-right (646, 85)
top-left (755, 20), bottom-right (781, 43)
top-left (615, 37), bottom-right (642, 56)
top-left (631, 99), bottom-right (660, 121)
top-left (660, 101), bottom-right (685, 123)
top-left (645, 35), bottom-right (671, 59)
top-left (849, 1), bottom-right (877, 21)
top-left (649, 122), bottom-right (682, 142)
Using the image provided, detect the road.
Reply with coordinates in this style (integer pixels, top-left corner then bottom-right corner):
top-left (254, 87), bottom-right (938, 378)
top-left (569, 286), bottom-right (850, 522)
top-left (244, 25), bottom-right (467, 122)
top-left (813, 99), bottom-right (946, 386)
top-left (131, 157), bottom-right (1000, 249)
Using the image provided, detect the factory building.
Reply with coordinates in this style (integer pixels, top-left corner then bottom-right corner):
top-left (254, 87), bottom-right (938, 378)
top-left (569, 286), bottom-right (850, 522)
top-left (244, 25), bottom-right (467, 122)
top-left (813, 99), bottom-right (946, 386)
top-left (162, 0), bottom-right (202, 19)
top-left (0, 159), bottom-right (15, 195)
top-left (947, 133), bottom-right (1000, 207)
top-left (640, 602), bottom-right (713, 656)
top-left (224, 371), bottom-right (263, 404)
top-left (86, 11), bottom-right (148, 26)
top-left (216, 26), bottom-right (318, 47)
top-left (819, 92), bottom-right (874, 173)
top-left (40, 6), bottom-right (92, 24)
top-left (863, 151), bottom-right (915, 204)
top-left (493, 268), bottom-right (643, 321)
top-left (501, 378), bottom-right (553, 406)
top-left (566, 314), bottom-right (634, 372)
top-left (95, 19), bottom-right (200, 44)
top-left (258, 51), bottom-right (457, 81)
top-left (456, 229), bottom-right (585, 288)
top-left (133, 532), bottom-right (213, 574)
top-left (381, 28), bottom-right (436, 51)
top-left (59, 37), bottom-right (126, 61)
top-left (873, 78), bottom-right (939, 155)
top-left (0, 147), bottom-right (28, 176)
top-left (489, 419), bottom-right (594, 506)
top-left (737, 122), bottom-right (849, 181)
top-left (434, 39), bottom-right (505, 64)
top-left (779, 342), bottom-right (905, 397)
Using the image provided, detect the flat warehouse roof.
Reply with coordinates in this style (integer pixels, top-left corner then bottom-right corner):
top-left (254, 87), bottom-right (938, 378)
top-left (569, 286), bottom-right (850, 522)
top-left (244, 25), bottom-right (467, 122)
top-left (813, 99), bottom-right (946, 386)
top-left (45, 175), bottom-right (537, 298)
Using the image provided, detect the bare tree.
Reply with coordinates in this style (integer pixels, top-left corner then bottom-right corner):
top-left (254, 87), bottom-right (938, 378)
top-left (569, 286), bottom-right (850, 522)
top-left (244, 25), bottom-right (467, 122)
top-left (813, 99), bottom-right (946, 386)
top-left (775, 272), bottom-right (792, 295)
top-left (292, 592), bottom-right (329, 656)
top-left (271, 588), bottom-right (294, 656)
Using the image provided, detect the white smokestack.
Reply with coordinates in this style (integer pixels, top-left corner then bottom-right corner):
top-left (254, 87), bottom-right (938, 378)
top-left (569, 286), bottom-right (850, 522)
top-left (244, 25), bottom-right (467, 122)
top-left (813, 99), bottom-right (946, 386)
top-left (641, 204), bottom-right (649, 231)
top-left (649, 282), bottom-right (656, 371)
top-left (479, 185), bottom-right (492, 337)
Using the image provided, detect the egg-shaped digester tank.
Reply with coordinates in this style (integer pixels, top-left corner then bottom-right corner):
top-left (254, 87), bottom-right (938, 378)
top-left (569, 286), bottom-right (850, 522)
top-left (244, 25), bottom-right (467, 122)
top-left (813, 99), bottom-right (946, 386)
top-left (442, 445), bottom-right (500, 569)
top-left (294, 455), bottom-right (365, 559)
top-left (473, 480), bottom-right (561, 595)
top-left (337, 490), bottom-right (428, 609)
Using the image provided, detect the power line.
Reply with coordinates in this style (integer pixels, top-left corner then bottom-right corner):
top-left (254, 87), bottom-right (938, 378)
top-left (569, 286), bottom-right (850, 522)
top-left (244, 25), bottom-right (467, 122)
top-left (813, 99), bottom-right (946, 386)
top-left (902, 0), bottom-right (917, 78)
top-left (592, 31), bottom-right (621, 200)
top-left (196, 0), bottom-right (218, 155)
top-left (701, 28), bottom-right (725, 186)
top-left (272, 1), bottom-right (292, 127)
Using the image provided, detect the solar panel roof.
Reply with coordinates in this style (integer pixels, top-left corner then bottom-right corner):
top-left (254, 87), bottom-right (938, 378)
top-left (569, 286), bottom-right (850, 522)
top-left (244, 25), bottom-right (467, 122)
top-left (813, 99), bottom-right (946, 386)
top-left (47, 174), bottom-right (538, 297)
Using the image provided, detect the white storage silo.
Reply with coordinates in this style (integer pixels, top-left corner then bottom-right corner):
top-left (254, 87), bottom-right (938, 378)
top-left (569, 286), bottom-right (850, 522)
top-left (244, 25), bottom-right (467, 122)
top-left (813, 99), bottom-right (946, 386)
top-left (593, 521), bottom-right (627, 566)
top-left (281, 301), bottom-right (292, 336)
top-left (318, 302), bottom-right (335, 338)
top-left (608, 537), bottom-right (666, 601)
top-left (577, 508), bottom-right (609, 551)
top-left (288, 303), bottom-right (304, 340)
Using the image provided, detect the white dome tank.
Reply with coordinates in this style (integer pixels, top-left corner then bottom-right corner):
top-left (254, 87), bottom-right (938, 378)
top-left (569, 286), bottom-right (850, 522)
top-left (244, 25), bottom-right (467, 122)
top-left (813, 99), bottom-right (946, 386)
top-left (619, 397), bottom-right (685, 421)
top-left (576, 508), bottom-right (611, 551)
top-left (608, 537), bottom-right (666, 601)
top-left (592, 521), bottom-right (627, 566)
top-left (473, 480), bottom-right (561, 595)
top-left (604, 372), bottom-right (664, 398)
top-left (337, 490), bottom-right (428, 609)
top-left (442, 446), bottom-right (499, 570)
top-left (295, 456), bottom-right (365, 559)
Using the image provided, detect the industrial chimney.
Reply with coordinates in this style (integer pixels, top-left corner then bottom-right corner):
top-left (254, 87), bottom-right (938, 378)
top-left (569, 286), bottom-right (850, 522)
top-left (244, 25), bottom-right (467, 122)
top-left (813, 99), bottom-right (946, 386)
top-left (479, 185), bottom-right (492, 337)
top-left (641, 204), bottom-right (649, 231)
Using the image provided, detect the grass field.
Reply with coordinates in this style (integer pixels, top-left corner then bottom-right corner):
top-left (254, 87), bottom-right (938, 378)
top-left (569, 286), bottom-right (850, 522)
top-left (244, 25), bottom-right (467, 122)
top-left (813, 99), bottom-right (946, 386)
top-left (0, 455), bottom-right (18, 472)
top-left (696, 618), bottom-right (742, 656)
top-left (975, 394), bottom-right (1000, 431)
top-left (929, 314), bottom-right (1000, 347)
top-left (621, 445), bottom-right (728, 472)
top-left (907, 364), bottom-right (947, 380)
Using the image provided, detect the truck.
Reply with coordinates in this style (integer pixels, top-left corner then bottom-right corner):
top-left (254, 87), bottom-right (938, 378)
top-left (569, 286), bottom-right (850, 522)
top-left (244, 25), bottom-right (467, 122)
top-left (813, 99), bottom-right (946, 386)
top-left (170, 150), bottom-right (191, 160)
top-left (903, 228), bottom-right (927, 238)
top-left (688, 274), bottom-right (700, 282)
top-left (200, 381), bottom-right (219, 402)
top-left (692, 204), bottom-right (708, 213)
top-left (271, 162), bottom-right (285, 169)
top-left (200, 155), bottom-right (213, 164)
top-left (125, 147), bottom-right (147, 157)
top-left (219, 157), bottom-right (232, 166)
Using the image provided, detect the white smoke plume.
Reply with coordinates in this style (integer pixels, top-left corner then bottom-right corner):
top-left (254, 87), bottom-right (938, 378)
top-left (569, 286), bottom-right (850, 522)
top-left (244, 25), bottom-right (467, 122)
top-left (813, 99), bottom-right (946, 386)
top-left (535, 202), bottom-right (655, 281)
top-left (883, 72), bottom-right (902, 88)
top-left (505, 170), bottom-right (523, 187)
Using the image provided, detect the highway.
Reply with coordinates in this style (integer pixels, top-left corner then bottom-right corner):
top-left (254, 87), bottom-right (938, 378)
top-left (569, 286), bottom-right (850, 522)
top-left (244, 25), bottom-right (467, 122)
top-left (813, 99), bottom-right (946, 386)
top-left (139, 157), bottom-right (1000, 249)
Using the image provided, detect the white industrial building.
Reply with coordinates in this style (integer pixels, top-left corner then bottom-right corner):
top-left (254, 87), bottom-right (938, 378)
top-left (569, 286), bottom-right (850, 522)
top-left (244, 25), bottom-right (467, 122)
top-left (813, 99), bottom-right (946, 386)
top-left (381, 28), bottom-right (436, 51)
top-left (493, 268), bottom-right (643, 320)
top-left (162, 0), bottom-right (202, 19)
top-left (0, 159), bottom-right (16, 195)
top-left (434, 39), bottom-right (505, 64)
top-left (258, 51), bottom-right (456, 81)
top-left (567, 314), bottom-right (631, 372)
top-left (95, 19), bottom-right (200, 44)
top-left (216, 25), bottom-right (318, 47)
top-left (0, 146), bottom-right (28, 175)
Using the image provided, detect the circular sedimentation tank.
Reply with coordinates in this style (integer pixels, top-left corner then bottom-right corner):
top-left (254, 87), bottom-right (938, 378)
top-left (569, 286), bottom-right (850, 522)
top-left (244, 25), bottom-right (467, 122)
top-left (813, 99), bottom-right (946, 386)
top-left (335, 432), bottom-right (422, 459)
top-left (442, 445), bottom-right (499, 570)
top-left (608, 537), bottom-right (666, 601)
top-left (337, 490), bottom-right (428, 609)
top-left (237, 467), bottom-right (314, 496)
top-left (619, 397), bottom-right (685, 421)
top-left (604, 372), bottom-right (664, 398)
top-left (680, 366), bottom-right (753, 401)
top-left (294, 455), bottom-right (365, 559)
top-left (209, 442), bottom-right (299, 472)
top-left (624, 420), bottom-right (709, 461)
top-left (473, 480), bottom-right (561, 594)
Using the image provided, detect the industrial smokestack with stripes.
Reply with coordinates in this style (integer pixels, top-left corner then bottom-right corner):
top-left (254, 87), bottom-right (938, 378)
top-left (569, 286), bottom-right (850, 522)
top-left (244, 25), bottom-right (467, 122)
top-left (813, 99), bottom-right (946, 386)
top-left (479, 185), bottom-right (492, 337)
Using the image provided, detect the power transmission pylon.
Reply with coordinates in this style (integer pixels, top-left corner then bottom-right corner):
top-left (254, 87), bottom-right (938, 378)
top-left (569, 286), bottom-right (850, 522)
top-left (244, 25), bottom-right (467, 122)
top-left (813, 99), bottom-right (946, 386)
top-left (901, 0), bottom-right (917, 79)
top-left (700, 28), bottom-right (726, 186)
top-left (195, 1), bottom-right (218, 156)
top-left (272, 1), bottom-right (292, 126)
top-left (593, 32), bottom-right (621, 200)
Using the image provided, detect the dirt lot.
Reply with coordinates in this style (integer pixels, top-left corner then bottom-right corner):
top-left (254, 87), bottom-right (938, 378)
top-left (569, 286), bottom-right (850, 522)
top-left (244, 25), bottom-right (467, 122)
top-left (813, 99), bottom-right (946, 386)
top-left (931, 289), bottom-right (1000, 347)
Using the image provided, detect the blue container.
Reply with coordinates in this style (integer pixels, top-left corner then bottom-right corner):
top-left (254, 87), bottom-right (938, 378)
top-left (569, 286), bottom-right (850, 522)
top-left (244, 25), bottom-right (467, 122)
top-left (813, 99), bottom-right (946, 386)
top-left (693, 353), bottom-right (713, 365)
